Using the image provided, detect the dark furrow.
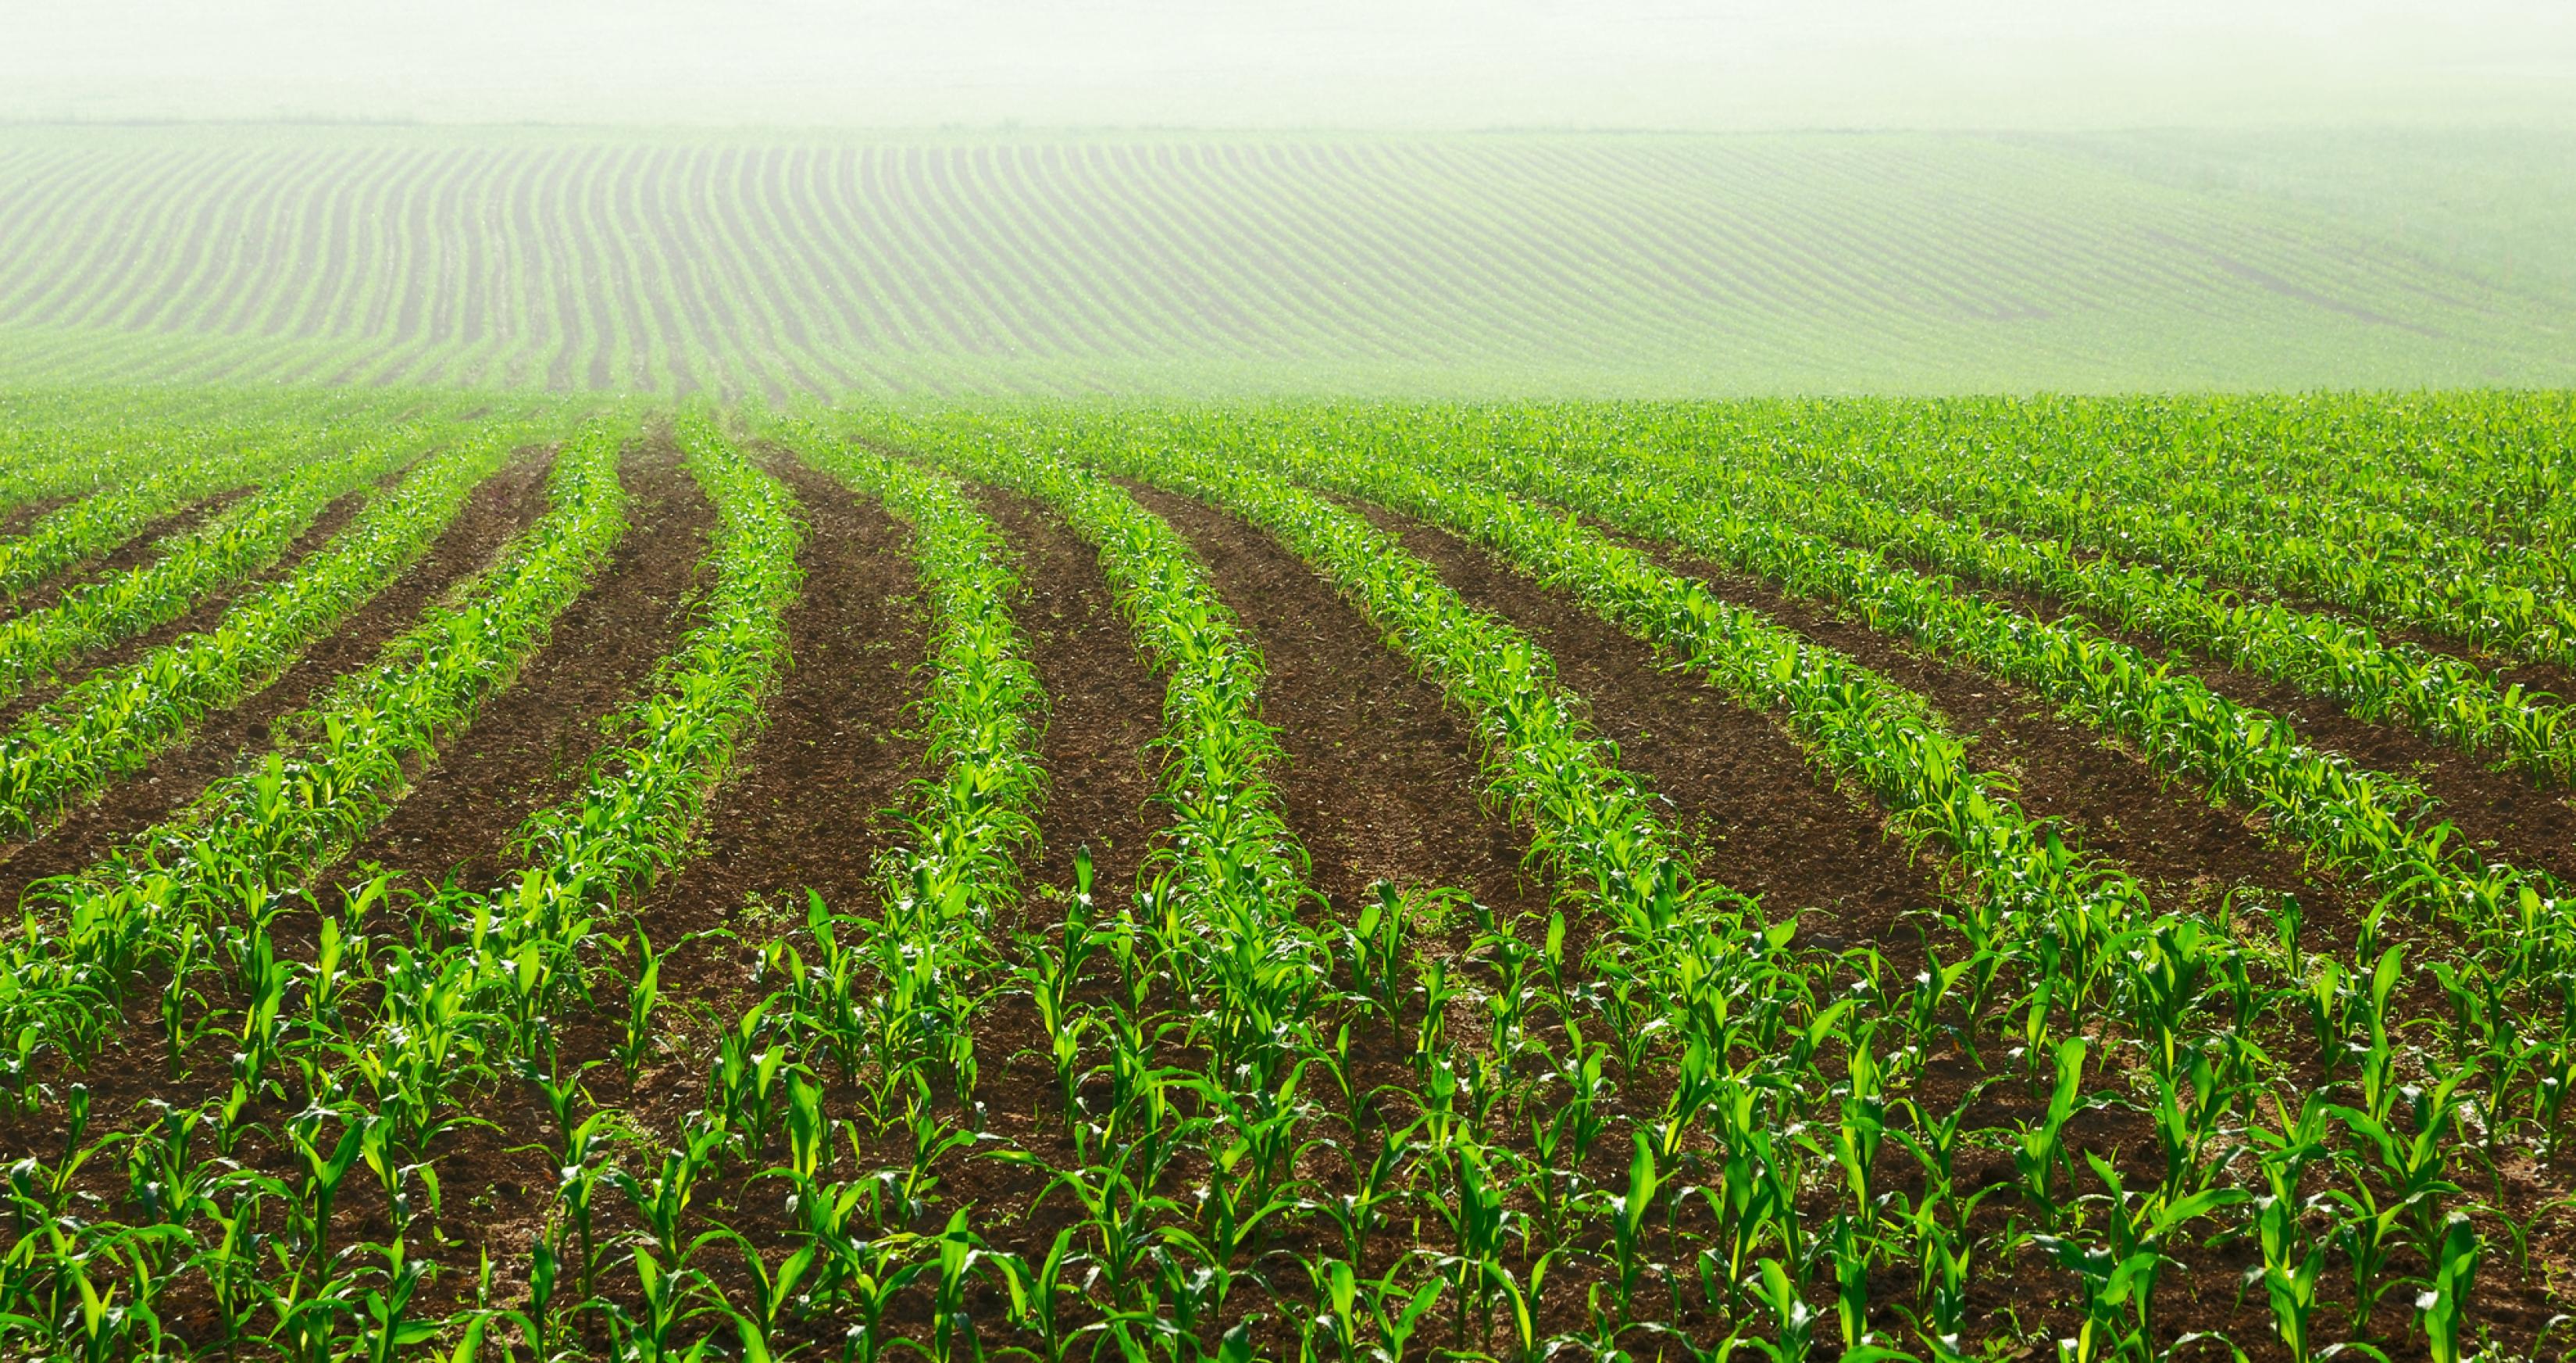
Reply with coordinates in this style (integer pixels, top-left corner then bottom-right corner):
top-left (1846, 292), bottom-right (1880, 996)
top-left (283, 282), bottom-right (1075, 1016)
top-left (628, 455), bottom-right (929, 1021)
top-left (0, 496), bottom-right (71, 541)
top-left (0, 449), bottom-right (557, 912)
top-left (439, 457), bottom-right (934, 1274)
top-left (1130, 483), bottom-right (1551, 934)
top-left (1341, 497), bottom-right (1948, 951)
top-left (1953, 573), bottom-right (2576, 887)
top-left (333, 440), bottom-right (711, 896)
top-left (0, 490), bottom-right (372, 733)
top-left (0, 487), bottom-right (248, 623)
top-left (979, 488), bottom-right (1165, 919)
top-left (1632, 535), bottom-right (2380, 948)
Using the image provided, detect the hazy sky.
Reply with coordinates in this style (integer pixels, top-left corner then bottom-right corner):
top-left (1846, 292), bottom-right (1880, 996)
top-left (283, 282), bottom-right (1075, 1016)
top-left (9, 1), bottom-right (2574, 130)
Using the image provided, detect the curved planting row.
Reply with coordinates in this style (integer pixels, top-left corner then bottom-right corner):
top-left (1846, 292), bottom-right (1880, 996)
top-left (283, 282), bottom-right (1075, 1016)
top-left (0, 387), bottom-right (366, 516)
top-left (1602, 394), bottom-right (2576, 580)
top-left (0, 420), bottom-right (631, 1361)
top-left (11, 135), bottom-right (2574, 397)
top-left (2, 394), bottom-right (2567, 1362)
top-left (0, 426), bottom-right (344, 598)
top-left (0, 416), bottom-right (806, 1362)
top-left (0, 426), bottom-right (433, 705)
top-left (110, 420), bottom-right (1015, 1360)
top-left (0, 419), bottom-right (627, 1082)
top-left (1104, 436), bottom-right (1739, 938)
top-left (1428, 432), bottom-right (2576, 981)
top-left (1490, 410), bottom-right (2576, 788)
top-left (506, 426), bottom-right (1062, 1360)
top-left (0, 419), bottom-right (548, 839)
top-left (1743, 407), bottom-right (2576, 676)
top-left (788, 424), bottom-right (1044, 946)
top-left (1227, 421), bottom-right (2158, 976)
top-left (881, 402), bottom-right (2568, 1363)
top-left (869, 409), bottom-right (1814, 1359)
top-left (894, 419), bottom-right (1332, 1104)
top-left (857, 409), bottom-right (2347, 1363)
top-left (323, 412), bottom-right (807, 1140)
top-left (476, 412), bottom-right (800, 940)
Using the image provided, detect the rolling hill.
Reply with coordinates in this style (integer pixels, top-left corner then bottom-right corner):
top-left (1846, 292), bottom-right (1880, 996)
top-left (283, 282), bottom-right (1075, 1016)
top-left (0, 124), bottom-right (2567, 397)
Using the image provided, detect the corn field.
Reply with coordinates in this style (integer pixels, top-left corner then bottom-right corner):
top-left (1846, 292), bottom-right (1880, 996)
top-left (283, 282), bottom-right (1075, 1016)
top-left (0, 387), bottom-right (2567, 1362)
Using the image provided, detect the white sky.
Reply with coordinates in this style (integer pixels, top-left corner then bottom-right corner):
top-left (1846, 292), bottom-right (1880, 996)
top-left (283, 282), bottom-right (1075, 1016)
top-left (7, 1), bottom-right (2574, 129)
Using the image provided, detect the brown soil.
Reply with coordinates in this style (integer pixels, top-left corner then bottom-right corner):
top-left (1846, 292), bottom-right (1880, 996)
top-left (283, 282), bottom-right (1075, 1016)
top-left (0, 491), bottom-right (370, 733)
top-left (2268, 587), bottom-right (2576, 705)
top-left (0, 487), bottom-right (248, 623)
top-left (9, 463), bottom-right (2570, 1361)
top-left (1261, 496), bottom-right (2492, 1356)
top-left (0, 495), bottom-right (67, 540)
top-left (0, 448), bottom-right (568, 1326)
top-left (337, 439), bottom-right (711, 897)
top-left (2405, 624), bottom-right (2576, 706)
top-left (323, 451), bottom-right (936, 1328)
top-left (1345, 501), bottom-right (1946, 951)
top-left (1604, 524), bottom-right (2548, 1087)
top-left (981, 488), bottom-right (1165, 913)
top-left (620, 452), bottom-right (931, 1027)
top-left (1960, 574), bottom-right (2576, 887)
top-left (1650, 546), bottom-right (2378, 944)
top-left (0, 445), bottom-right (917, 1351)
top-left (1593, 531), bottom-right (2576, 1357)
top-left (819, 482), bottom-right (1176, 1325)
top-left (0, 452), bottom-right (555, 911)
top-left (1130, 482), bottom-right (1551, 930)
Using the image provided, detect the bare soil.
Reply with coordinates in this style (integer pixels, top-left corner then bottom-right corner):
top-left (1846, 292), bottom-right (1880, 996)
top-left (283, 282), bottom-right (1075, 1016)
top-left (0, 451), bottom-right (555, 911)
top-left (9, 466), bottom-right (2571, 1361)
top-left (1608, 533), bottom-right (2576, 1358)
top-left (0, 495), bottom-right (68, 540)
top-left (0, 490), bottom-right (370, 732)
top-left (0, 487), bottom-right (248, 623)
top-left (1348, 500), bottom-right (1946, 953)
top-left (981, 488), bottom-right (1166, 913)
top-left (1954, 572), bottom-right (2576, 886)
top-left (1333, 502), bottom-right (2571, 1358)
top-left (623, 453), bottom-right (931, 1044)
top-left (323, 450), bottom-right (935, 1327)
top-left (1131, 482), bottom-right (1553, 930)
top-left (336, 439), bottom-right (710, 897)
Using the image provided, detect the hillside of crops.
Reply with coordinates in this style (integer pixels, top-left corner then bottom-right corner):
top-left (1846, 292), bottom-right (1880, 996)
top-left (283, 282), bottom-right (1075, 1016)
top-left (2, 127), bottom-right (2573, 398)
top-left (0, 384), bottom-right (2569, 1361)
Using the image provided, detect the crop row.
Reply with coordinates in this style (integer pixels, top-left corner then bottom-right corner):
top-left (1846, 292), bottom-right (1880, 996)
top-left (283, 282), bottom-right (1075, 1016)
top-left (0, 419), bottom-right (619, 1074)
top-left (1367, 419), bottom-right (2576, 982)
top-left (0, 426), bottom-right (437, 705)
top-left (0, 387), bottom-right (405, 512)
top-left (1559, 394), bottom-right (2574, 576)
top-left (0, 418), bottom-right (640, 1361)
top-left (872, 403), bottom-right (2571, 1362)
top-left (1439, 405), bottom-right (2576, 787)
top-left (876, 411), bottom-right (2165, 1358)
top-left (0, 427), bottom-right (338, 599)
top-left (1714, 406), bottom-right (2576, 675)
top-left (6, 134), bottom-right (2571, 395)
top-left (0, 399), bottom-right (2565, 1362)
top-left (0, 419), bottom-right (556, 840)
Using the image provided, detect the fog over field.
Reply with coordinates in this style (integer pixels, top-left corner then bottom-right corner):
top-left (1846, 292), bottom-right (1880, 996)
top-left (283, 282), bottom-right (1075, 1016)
top-left (4, 3), bottom-right (2571, 394)
top-left (11, 0), bottom-right (2576, 129)
top-left (9, 8), bottom-right (2576, 1363)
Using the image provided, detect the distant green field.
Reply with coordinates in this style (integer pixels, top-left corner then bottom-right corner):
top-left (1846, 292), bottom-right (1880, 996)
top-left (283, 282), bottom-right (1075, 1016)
top-left (0, 125), bottom-right (2568, 396)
